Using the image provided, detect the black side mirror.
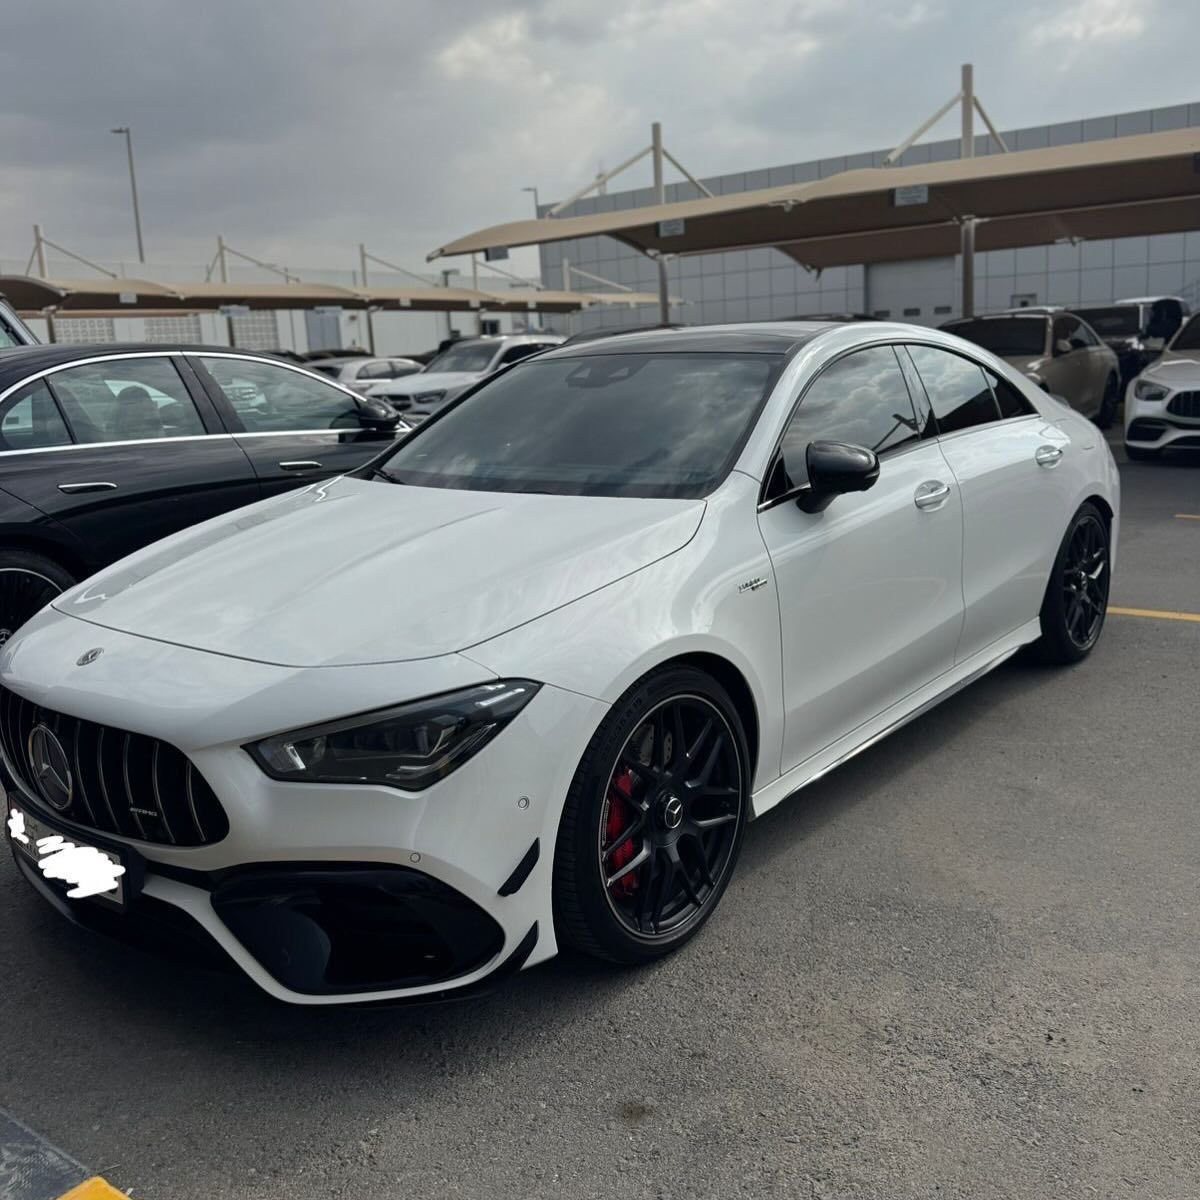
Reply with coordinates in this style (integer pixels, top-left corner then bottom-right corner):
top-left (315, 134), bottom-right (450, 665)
top-left (356, 396), bottom-right (402, 430)
top-left (797, 441), bottom-right (880, 513)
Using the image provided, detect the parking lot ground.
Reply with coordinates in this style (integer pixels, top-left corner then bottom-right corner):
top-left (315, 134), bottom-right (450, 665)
top-left (1, 449), bottom-right (1197, 1200)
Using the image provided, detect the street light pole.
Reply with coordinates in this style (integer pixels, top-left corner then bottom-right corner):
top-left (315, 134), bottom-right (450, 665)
top-left (110, 126), bottom-right (145, 263)
top-left (521, 186), bottom-right (540, 217)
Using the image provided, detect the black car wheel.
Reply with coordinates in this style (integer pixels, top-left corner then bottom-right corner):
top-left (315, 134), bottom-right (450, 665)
top-left (553, 665), bottom-right (750, 964)
top-left (1034, 503), bottom-right (1111, 665)
top-left (0, 551), bottom-right (74, 648)
top-left (1095, 374), bottom-right (1120, 429)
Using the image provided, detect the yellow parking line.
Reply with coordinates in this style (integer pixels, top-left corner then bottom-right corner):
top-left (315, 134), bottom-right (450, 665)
top-left (1110, 606), bottom-right (1200, 624)
top-left (1175, 513), bottom-right (1200, 521)
top-left (57, 1178), bottom-right (126, 1200)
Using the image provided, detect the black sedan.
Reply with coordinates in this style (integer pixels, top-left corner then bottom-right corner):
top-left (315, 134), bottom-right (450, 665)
top-left (0, 343), bottom-right (407, 639)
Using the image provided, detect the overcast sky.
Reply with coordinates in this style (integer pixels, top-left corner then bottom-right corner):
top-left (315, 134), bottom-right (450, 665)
top-left (1, 0), bottom-right (1194, 281)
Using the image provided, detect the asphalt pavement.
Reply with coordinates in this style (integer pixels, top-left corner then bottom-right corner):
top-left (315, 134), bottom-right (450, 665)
top-left (1, 442), bottom-right (1197, 1200)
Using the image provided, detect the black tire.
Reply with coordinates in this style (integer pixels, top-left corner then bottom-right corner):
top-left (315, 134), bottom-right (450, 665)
top-left (1034, 503), bottom-right (1110, 665)
top-left (1124, 444), bottom-right (1159, 463)
top-left (0, 550), bottom-right (74, 647)
top-left (553, 665), bottom-right (750, 964)
top-left (1095, 374), bottom-right (1120, 429)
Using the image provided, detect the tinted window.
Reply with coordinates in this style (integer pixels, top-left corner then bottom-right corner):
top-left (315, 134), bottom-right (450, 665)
top-left (49, 358), bottom-right (206, 444)
top-left (945, 317), bottom-right (1046, 358)
top-left (0, 380), bottom-right (72, 451)
top-left (984, 367), bottom-right (1035, 419)
top-left (378, 352), bottom-right (780, 499)
top-left (1073, 306), bottom-right (1141, 337)
top-left (498, 344), bottom-right (545, 366)
top-left (1053, 315), bottom-right (1085, 350)
top-left (424, 341), bottom-right (499, 373)
top-left (1171, 314), bottom-right (1200, 350)
top-left (777, 346), bottom-right (920, 487)
top-left (356, 361), bottom-right (394, 380)
top-left (907, 345), bottom-right (1000, 434)
top-left (199, 357), bottom-right (360, 432)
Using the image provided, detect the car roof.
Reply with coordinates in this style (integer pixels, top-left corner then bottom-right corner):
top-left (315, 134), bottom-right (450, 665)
top-left (0, 343), bottom-right (300, 393)
top-left (945, 312), bottom-right (1049, 323)
top-left (540, 322), bottom-right (837, 359)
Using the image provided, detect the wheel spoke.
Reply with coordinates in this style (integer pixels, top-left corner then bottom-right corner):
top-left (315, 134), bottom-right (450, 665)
top-left (606, 842), bottom-right (650, 888)
top-left (618, 749), bottom-right (657, 793)
top-left (602, 813), bottom-right (646, 863)
top-left (693, 811), bottom-right (737, 831)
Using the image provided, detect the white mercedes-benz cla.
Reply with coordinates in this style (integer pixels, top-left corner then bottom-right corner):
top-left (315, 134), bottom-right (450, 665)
top-left (2, 322), bottom-right (1119, 1005)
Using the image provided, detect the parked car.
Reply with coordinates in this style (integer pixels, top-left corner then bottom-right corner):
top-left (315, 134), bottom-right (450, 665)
top-left (1123, 310), bottom-right (1200, 461)
top-left (0, 322), bottom-right (1119, 1005)
top-left (0, 344), bottom-right (409, 639)
top-left (306, 355), bottom-right (424, 393)
top-left (1071, 297), bottom-right (1191, 387)
top-left (941, 310), bottom-right (1121, 427)
top-left (365, 333), bottom-right (565, 421)
top-left (0, 298), bottom-right (39, 350)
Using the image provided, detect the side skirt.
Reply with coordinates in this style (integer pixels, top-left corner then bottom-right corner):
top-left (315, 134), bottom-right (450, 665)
top-left (750, 617), bottom-right (1040, 819)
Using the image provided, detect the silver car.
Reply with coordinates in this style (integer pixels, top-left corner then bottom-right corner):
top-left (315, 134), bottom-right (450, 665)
top-left (306, 355), bottom-right (423, 394)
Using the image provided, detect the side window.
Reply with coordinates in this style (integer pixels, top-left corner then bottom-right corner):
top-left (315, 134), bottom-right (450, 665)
top-left (48, 358), bottom-right (206, 444)
top-left (983, 367), bottom-right (1036, 419)
top-left (498, 344), bottom-right (544, 366)
top-left (198, 357), bottom-right (360, 433)
top-left (1074, 321), bottom-right (1099, 348)
top-left (356, 361), bottom-right (393, 381)
top-left (906, 345), bottom-right (1000, 435)
top-left (776, 346), bottom-right (921, 488)
top-left (0, 380), bottom-right (73, 451)
top-left (1053, 315), bottom-right (1084, 351)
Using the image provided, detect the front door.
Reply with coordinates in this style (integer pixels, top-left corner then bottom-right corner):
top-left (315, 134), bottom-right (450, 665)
top-left (1, 355), bottom-right (261, 568)
top-left (190, 354), bottom-right (402, 496)
top-left (757, 344), bottom-right (964, 775)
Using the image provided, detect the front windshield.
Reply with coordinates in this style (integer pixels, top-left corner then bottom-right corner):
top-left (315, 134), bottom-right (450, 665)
top-left (1170, 314), bottom-right (1200, 351)
top-left (1072, 306), bottom-right (1141, 337)
top-left (374, 352), bottom-right (781, 499)
top-left (423, 341), bottom-right (500, 374)
top-left (946, 317), bottom-right (1047, 358)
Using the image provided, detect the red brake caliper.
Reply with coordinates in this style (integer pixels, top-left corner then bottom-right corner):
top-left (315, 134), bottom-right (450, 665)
top-left (606, 768), bottom-right (639, 899)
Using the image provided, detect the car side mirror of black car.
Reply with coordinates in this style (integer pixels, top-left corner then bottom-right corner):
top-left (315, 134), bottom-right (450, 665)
top-left (355, 396), bottom-right (403, 430)
top-left (796, 441), bottom-right (880, 513)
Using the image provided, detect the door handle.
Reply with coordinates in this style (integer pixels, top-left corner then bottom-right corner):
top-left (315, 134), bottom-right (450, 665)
top-left (278, 460), bottom-right (323, 471)
top-left (1035, 445), bottom-right (1063, 467)
top-left (57, 481), bottom-right (117, 494)
top-left (913, 481), bottom-right (951, 510)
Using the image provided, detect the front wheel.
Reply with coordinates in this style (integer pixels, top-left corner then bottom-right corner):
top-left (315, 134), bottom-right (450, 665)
top-left (0, 550), bottom-right (74, 647)
top-left (1095, 374), bottom-right (1120, 429)
top-left (553, 666), bottom-right (750, 964)
top-left (1034, 503), bottom-right (1110, 665)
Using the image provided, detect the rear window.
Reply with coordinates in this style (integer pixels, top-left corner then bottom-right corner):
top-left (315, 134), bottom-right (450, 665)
top-left (376, 352), bottom-right (781, 499)
top-left (945, 318), bottom-right (1046, 359)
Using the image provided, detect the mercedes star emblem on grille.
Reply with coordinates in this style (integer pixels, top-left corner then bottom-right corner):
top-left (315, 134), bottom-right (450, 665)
top-left (27, 723), bottom-right (73, 812)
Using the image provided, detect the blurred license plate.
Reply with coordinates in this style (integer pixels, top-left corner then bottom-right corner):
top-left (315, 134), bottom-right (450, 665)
top-left (6, 801), bottom-right (128, 909)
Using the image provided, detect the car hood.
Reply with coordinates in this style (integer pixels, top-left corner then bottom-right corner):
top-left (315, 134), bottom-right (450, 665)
top-left (368, 370), bottom-right (483, 397)
top-left (53, 477), bottom-right (705, 668)
top-left (1141, 350), bottom-right (1200, 383)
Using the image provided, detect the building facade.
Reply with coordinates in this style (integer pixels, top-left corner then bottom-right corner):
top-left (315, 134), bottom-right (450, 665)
top-left (539, 101), bottom-right (1200, 332)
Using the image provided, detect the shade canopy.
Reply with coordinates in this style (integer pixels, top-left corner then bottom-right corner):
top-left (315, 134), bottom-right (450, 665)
top-left (0, 276), bottom-right (670, 315)
top-left (427, 128), bottom-right (1200, 270)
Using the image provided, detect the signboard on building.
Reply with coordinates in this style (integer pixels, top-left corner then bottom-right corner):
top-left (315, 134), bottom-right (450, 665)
top-left (892, 185), bottom-right (929, 207)
top-left (657, 218), bottom-right (686, 237)
top-left (484, 246), bottom-right (510, 261)
top-left (218, 304), bottom-right (251, 317)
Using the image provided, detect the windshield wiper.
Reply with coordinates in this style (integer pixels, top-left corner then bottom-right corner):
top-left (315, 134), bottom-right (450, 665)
top-left (368, 463), bottom-right (403, 484)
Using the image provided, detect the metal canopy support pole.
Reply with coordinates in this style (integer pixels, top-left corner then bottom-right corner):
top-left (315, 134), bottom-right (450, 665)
top-left (960, 63), bottom-right (976, 319)
top-left (217, 234), bottom-right (235, 347)
top-left (652, 122), bottom-right (669, 323)
top-left (33, 225), bottom-right (47, 276)
top-left (471, 254), bottom-right (482, 334)
top-left (359, 243), bottom-right (375, 354)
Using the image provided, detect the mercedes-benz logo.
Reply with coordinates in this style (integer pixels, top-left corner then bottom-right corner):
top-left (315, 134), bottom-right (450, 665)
top-left (28, 723), bottom-right (73, 812)
top-left (76, 647), bottom-right (103, 667)
top-left (662, 795), bottom-right (684, 831)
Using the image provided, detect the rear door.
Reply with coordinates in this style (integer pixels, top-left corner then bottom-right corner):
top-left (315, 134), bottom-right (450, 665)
top-left (0, 353), bottom-right (261, 567)
top-left (190, 353), bottom-right (403, 496)
top-left (757, 343), bottom-right (964, 773)
top-left (905, 344), bottom-right (1072, 664)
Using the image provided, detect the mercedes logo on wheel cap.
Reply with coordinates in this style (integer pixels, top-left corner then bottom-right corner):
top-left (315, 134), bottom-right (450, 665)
top-left (28, 723), bottom-right (73, 812)
top-left (662, 795), bottom-right (684, 831)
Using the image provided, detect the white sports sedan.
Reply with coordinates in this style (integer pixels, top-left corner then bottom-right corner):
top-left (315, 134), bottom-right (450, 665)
top-left (1, 322), bottom-right (1119, 1005)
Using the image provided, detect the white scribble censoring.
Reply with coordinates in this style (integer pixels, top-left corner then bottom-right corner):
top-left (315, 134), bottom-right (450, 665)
top-left (34, 834), bottom-right (126, 899)
top-left (7, 807), bottom-right (30, 845)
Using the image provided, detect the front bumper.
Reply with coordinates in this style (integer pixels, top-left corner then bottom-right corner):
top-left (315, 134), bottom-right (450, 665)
top-left (1124, 385), bottom-right (1200, 451)
top-left (1, 613), bottom-right (607, 1005)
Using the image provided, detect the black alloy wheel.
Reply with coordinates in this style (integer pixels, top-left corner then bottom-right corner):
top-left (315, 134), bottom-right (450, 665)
top-left (1035, 503), bottom-right (1110, 664)
top-left (1095, 374), bottom-right (1120, 429)
top-left (0, 552), bottom-right (74, 648)
top-left (554, 666), bottom-right (749, 963)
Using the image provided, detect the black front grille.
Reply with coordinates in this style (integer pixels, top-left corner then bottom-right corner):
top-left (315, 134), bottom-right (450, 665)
top-left (1166, 391), bottom-right (1200, 419)
top-left (0, 686), bottom-right (228, 846)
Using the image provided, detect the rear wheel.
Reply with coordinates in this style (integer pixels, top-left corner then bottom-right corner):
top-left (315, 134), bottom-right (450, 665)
top-left (553, 666), bottom-right (750, 964)
top-left (1034, 504), bottom-right (1110, 665)
top-left (1124, 444), bottom-right (1159, 462)
top-left (1095, 374), bottom-right (1120, 429)
top-left (0, 551), bottom-right (74, 647)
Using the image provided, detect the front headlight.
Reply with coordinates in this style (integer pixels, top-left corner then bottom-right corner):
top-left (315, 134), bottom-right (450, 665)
top-left (245, 680), bottom-right (541, 790)
top-left (413, 390), bottom-right (447, 406)
top-left (1134, 379), bottom-right (1169, 402)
